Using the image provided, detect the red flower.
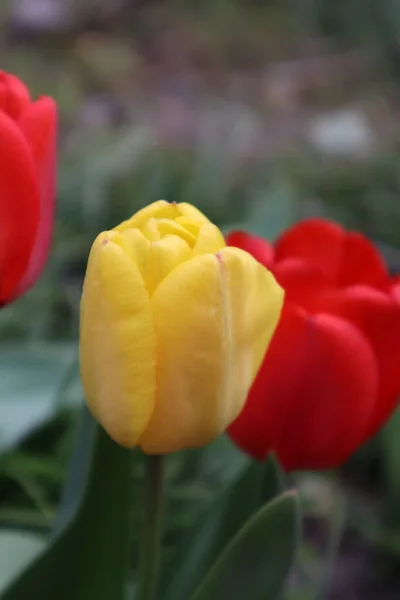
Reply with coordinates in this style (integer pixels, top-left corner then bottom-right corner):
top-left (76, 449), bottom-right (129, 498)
top-left (0, 71), bottom-right (57, 305)
top-left (227, 220), bottom-right (400, 470)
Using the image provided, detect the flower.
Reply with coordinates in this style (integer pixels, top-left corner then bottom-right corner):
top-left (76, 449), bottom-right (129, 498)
top-left (79, 200), bottom-right (283, 453)
top-left (0, 71), bottom-right (57, 305)
top-left (227, 220), bottom-right (400, 471)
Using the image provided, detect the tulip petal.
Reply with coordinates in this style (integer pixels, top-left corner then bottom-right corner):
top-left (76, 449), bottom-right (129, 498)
top-left (117, 228), bottom-right (150, 278)
top-left (0, 112), bottom-right (40, 303)
top-left (147, 235), bottom-right (192, 294)
top-left (177, 202), bottom-right (210, 223)
top-left (228, 305), bottom-right (378, 470)
top-left (117, 229), bottom-right (193, 294)
top-left (116, 201), bottom-right (212, 234)
top-left (274, 219), bottom-right (344, 283)
top-left (175, 216), bottom-right (202, 236)
top-left (0, 72), bottom-right (31, 119)
top-left (227, 231), bottom-right (275, 270)
top-left (315, 285), bottom-right (400, 441)
top-left (218, 247), bottom-right (284, 397)
top-left (274, 219), bottom-right (389, 291)
top-left (392, 276), bottom-right (400, 296)
top-left (144, 218), bottom-right (196, 246)
top-left (192, 223), bottom-right (226, 256)
top-left (338, 232), bottom-right (389, 290)
top-left (80, 232), bottom-right (157, 447)
top-left (116, 200), bottom-right (188, 233)
top-left (139, 248), bottom-right (283, 453)
top-left (273, 257), bottom-right (331, 308)
top-left (116, 200), bottom-right (171, 232)
top-left (16, 97), bottom-right (57, 295)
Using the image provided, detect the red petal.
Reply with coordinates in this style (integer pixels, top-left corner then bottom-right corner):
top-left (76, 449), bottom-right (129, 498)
top-left (315, 285), bottom-right (400, 441)
top-left (16, 97), bottom-right (57, 295)
top-left (392, 276), bottom-right (400, 303)
top-left (273, 258), bottom-right (331, 307)
top-left (228, 304), bottom-right (378, 471)
top-left (226, 231), bottom-right (274, 269)
top-left (275, 219), bottom-right (389, 291)
top-left (338, 232), bottom-right (389, 290)
top-left (275, 219), bottom-right (345, 283)
top-left (0, 72), bottom-right (31, 120)
top-left (0, 112), bottom-right (40, 303)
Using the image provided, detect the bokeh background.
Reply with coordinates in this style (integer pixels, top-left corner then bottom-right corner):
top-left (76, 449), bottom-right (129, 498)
top-left (2, 1), bottom-right (400, 598)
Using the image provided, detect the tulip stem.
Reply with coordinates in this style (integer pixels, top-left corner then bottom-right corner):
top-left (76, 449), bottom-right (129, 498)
top-left (138, 454), bottom-right (165, 600)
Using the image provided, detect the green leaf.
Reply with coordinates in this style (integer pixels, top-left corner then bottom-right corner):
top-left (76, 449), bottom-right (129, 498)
top-left (164, 454), bottom-right (286, 600)
top-left (262, 453), bottom-right (287, 504)
top-left (190, 491), bottom-right (300, 600)
top-left (0, 343), bottom-right (78, 452)
top-left (0, 531), bottom-right (46, 594)
top-left (0, 509), bottom-right (50, 533)
top-left (0, 408), bottom-right (132, 600)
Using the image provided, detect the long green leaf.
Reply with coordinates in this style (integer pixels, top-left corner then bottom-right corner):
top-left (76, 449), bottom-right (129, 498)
top-left (164, 454), bottom-right (285, 600)
top-left (0, 344), bottom-right (77, 452)
top-left (0, 408), bottom-right (132, 600)
top-left (0, 531), bottom-right (45, 594)
top-left (190, 491), bottom-right (299, 600)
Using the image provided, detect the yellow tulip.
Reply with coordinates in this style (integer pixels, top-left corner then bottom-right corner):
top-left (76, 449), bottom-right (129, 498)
top-left (79, 200), bottom-right (284, 454)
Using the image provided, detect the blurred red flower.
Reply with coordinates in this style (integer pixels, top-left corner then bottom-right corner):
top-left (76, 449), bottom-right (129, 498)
top-left (227, 220), bottom-right (400, 470)
top-left (0, 71), bottom-right (57, 305)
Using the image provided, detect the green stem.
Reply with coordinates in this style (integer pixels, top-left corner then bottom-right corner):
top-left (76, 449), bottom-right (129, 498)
top-left (138, 454), bottom-right (165, 600)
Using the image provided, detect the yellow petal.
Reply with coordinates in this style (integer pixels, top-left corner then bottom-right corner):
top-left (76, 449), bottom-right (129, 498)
top-left (115, 200), bottom-right (212, 234)
top-left (115, 200), bottom-right (178, 233)
top-left (115, 228), bottom-right (150, 279)
top-left (192, 223), bottom-right (226, 257)
top-left (177, 202), bottom-right (210, 223)
top-left (153, 219), bottom-right (196, 246)
top-left (141, 218), bottom-right (162, 242)
top-left (216, 247), bottom-right (284, 416)
top-left (146, 235), bottom-right (192, 295)
top-left (175, 216), bottom-right (202, 236)
top-left (80, 233), bottom-right (157, 447)
top-left (139, 249), bottom-right (283, 454)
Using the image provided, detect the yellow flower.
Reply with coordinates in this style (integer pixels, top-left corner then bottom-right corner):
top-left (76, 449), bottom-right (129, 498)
top-left (79, 200), bottom-right (284, 453)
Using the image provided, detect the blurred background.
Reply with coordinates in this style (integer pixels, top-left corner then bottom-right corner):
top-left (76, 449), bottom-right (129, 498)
top-left (2, 0), bottom-right (400, 598)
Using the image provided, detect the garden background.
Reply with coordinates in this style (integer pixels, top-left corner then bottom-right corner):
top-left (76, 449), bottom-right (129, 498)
top-left (2, 1), bottom-right (400, 598)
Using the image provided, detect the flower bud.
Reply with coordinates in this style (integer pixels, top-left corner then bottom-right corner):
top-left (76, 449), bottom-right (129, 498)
top-left (0, 71), bottom-right (56, 304)
top-left (80, 200), bottom-right (284, 453)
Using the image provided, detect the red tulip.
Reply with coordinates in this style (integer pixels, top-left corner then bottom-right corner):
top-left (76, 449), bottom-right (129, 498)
top-left (227, 220), bottom-right (400, 470)
top-left (0, 71), bottom-right (57, 305)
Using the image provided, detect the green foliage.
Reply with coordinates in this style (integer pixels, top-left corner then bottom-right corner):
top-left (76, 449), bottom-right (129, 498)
top-left (190, 491), bottom-right (300, 600)
top-left (0, 344), bottom-right (78, 452)
top-left (0, 532), bottom-right (45, 595)
top-left (164, 456), bottom-right (286, 600)
top-left (312, 0), bottom-right (400, 48)
top-left (1, 410), bottom-right (132, 600)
